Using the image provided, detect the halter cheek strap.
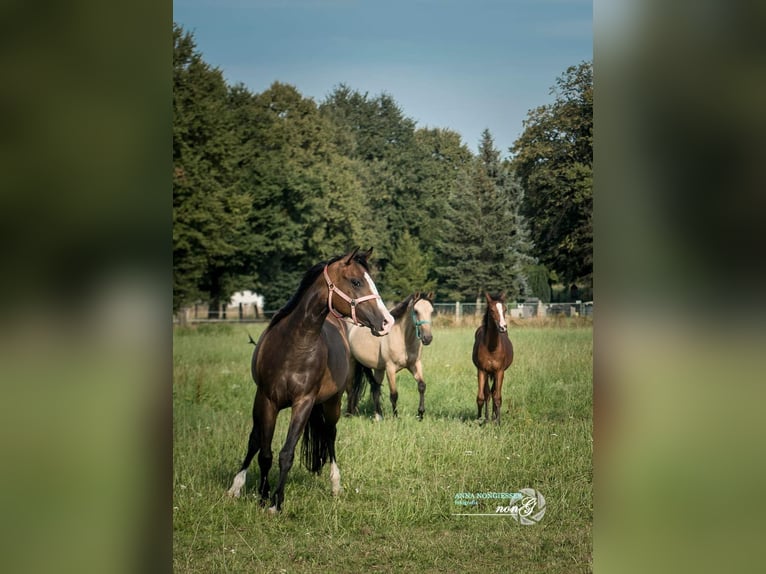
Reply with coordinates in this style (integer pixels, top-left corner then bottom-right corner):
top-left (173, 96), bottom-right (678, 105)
top-left (410, 307), bottom-right (431, 340)
top-left (323, 265), bottom-right (381, 326)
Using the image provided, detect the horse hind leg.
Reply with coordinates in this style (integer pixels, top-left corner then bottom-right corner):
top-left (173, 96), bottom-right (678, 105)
top-left (369, 368), bottom-right (385, 421)
top-left (324, 395), bottom-right (343, 496)
top-left (301, 397), bottom-right (343, 496)
top-left (345, 360), bottom-right (364, 417)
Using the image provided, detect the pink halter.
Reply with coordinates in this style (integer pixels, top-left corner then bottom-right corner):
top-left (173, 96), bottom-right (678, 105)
top-left (323, 265), bottom-right (381, 325)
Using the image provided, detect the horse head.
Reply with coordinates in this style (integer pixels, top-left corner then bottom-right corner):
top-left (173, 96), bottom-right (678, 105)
top-left (324, 247), bottom-right (393, 336)
top-left (412, 291), bottom-right (435, 345)
top-left (485, 291), bottom-right (508, 333)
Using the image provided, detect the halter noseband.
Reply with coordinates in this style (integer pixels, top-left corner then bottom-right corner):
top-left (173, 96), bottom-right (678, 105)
top-left (410, 305), bottom-right (431, 340)
top-left (323, 265), bottom-right (381, 326)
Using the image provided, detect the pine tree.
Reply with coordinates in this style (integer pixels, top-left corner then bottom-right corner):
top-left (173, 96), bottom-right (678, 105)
top-left (382, 230), bottom-right (437, 301)
top-left (436, 130), bottom-right (534, 300)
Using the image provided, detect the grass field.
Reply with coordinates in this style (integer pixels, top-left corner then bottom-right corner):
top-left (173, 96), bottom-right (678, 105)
top-left (173, 321), bottom-right (592, 573)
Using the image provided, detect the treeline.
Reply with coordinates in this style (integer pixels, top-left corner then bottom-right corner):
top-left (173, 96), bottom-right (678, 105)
top-left (173, 23), bottom-right (592, 314)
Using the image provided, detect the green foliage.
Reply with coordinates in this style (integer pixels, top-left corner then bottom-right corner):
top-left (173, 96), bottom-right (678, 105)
top-left (436, 130), bottom-right (535, 300)
top-left (173, 23), bottom-right (590, 312)
top-left (173, 24), bottom-right (251, 312)
top-left (382, 230), bottom-right (437, 300)
top-left (511, 61), bottom-right (593, 287)
top-left (230, 82), bottom-right (378, 309)
top-left (320, 86), bottom-right (421, 265)
top-left (526, 264), bottom-right (553, 302)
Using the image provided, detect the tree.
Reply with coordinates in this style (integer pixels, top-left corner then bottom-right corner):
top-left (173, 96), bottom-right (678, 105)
top-left (382, 230), bottom-right (437, 301)
top-left (525, 264), bottom-right (553, 302)
top-left (412, 127), bottom-right (474, 289)
top-left (173, 24), bottom-right (251, 313)
top-left (511, 61), bottom-right (593, 287)
top-left (436, 130), bottom-right (535, 300)
top-left (232, 82), bottom-right (378, 309)
top-left (320, 87), bottom-right (420, 266)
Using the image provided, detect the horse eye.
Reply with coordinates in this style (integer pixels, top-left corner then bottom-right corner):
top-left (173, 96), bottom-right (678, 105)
top-left (351, 278), bottom-right (362, 288)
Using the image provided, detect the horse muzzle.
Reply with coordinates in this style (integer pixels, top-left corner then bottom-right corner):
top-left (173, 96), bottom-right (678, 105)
top-left (372, 317), bottom-right (392, 337)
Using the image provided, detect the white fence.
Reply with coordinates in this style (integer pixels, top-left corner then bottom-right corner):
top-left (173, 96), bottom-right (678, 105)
top-left (433, 301), bottom-right (593, 321)
top-left (176, 300), bottom-right (593, 324)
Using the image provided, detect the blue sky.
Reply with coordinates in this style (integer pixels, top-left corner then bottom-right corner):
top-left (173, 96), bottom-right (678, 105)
top-left (173, 0), bottom-right (592, 155)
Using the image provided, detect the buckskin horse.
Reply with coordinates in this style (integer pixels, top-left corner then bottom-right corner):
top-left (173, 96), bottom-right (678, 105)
top-left (226, 248), bottom-right (394, 512)
top-left (472, 292), bottom-right (514, 424)
top-left (345, 292), bottom-right (434, 420)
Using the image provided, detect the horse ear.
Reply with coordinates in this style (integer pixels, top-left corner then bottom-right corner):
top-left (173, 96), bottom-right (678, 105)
top-left (426, 291), bottom-right (434, 301)
top-left (499, 291), bottom-right (506, 301)
top-left (344, 247), bottom-right (360, 265)
top-left (485, 292), bottom-right (492, 303)
top-left (414, 291), bottom-right (421, 301)
top-left (361, 247), bottom-right (373, 260)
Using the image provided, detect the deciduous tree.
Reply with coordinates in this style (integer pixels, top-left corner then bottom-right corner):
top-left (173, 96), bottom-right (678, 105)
top-left (511, 61), bottom-right (593, 287)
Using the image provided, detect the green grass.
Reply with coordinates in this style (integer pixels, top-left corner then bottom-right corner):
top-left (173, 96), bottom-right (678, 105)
top-left (174, 322), bottom-right (592, 573)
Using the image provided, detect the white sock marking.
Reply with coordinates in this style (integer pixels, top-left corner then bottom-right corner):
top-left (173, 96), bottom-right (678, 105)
top-left (330, 461), bottom-right (342, 495)
top-left (227, 469), bottom-right (247, 498)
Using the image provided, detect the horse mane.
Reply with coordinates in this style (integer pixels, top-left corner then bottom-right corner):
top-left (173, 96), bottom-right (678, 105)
top-left (389, 294), bottom-right (415, 320)
top-left (267, 252), bottom-right (371, 329)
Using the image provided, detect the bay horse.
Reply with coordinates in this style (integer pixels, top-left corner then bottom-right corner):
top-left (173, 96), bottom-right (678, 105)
top-left (472, 292), bottom-right (514, 424)
top-left (345, 292), bottom-right (434, 420)
top-left (226, 248), bottom-right (394, 512)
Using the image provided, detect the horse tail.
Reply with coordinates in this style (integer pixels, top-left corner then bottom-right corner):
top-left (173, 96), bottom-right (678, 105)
top-left (347, 361), bottom-right (371, 414)
top-left (301, 404), bottom-right (329, 474)
top-left (246, 331), bottom-right (257, 345)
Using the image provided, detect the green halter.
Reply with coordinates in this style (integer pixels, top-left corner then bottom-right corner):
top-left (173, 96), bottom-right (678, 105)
top-left (410, 306), bottom-right (431, 340)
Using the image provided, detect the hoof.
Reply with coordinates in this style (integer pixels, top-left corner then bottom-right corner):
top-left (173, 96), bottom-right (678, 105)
top-left (373, 413), bottom-right (383, 422)
top-left (267, 505), bottom-right (279, 515)
top-left (226, 488), bottom-right (241, 498)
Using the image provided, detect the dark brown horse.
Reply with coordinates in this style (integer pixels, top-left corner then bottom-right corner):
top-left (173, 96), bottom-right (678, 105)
top-left (227, 248), bottom-right (394, 512)
top-left (472, 292), bottom-right (514, 424)
top-left (345, 292), bottom-right (434, 420)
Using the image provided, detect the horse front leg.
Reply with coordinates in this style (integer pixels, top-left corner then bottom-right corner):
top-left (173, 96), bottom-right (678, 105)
top-left (492, 369), bottom-right (505, 425)
top-left (476, 370), bottom-right (488, 423)
top-left (227, 390), bottom-right (276, 501)
top-left (256, 394), bottom-right (278, 505)
top-left (386, 364), bottom-right (399, 417)
top-left (410, 360), bottom-right (426, 420)
top-left (269, 397), bottom-right (314, 513)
